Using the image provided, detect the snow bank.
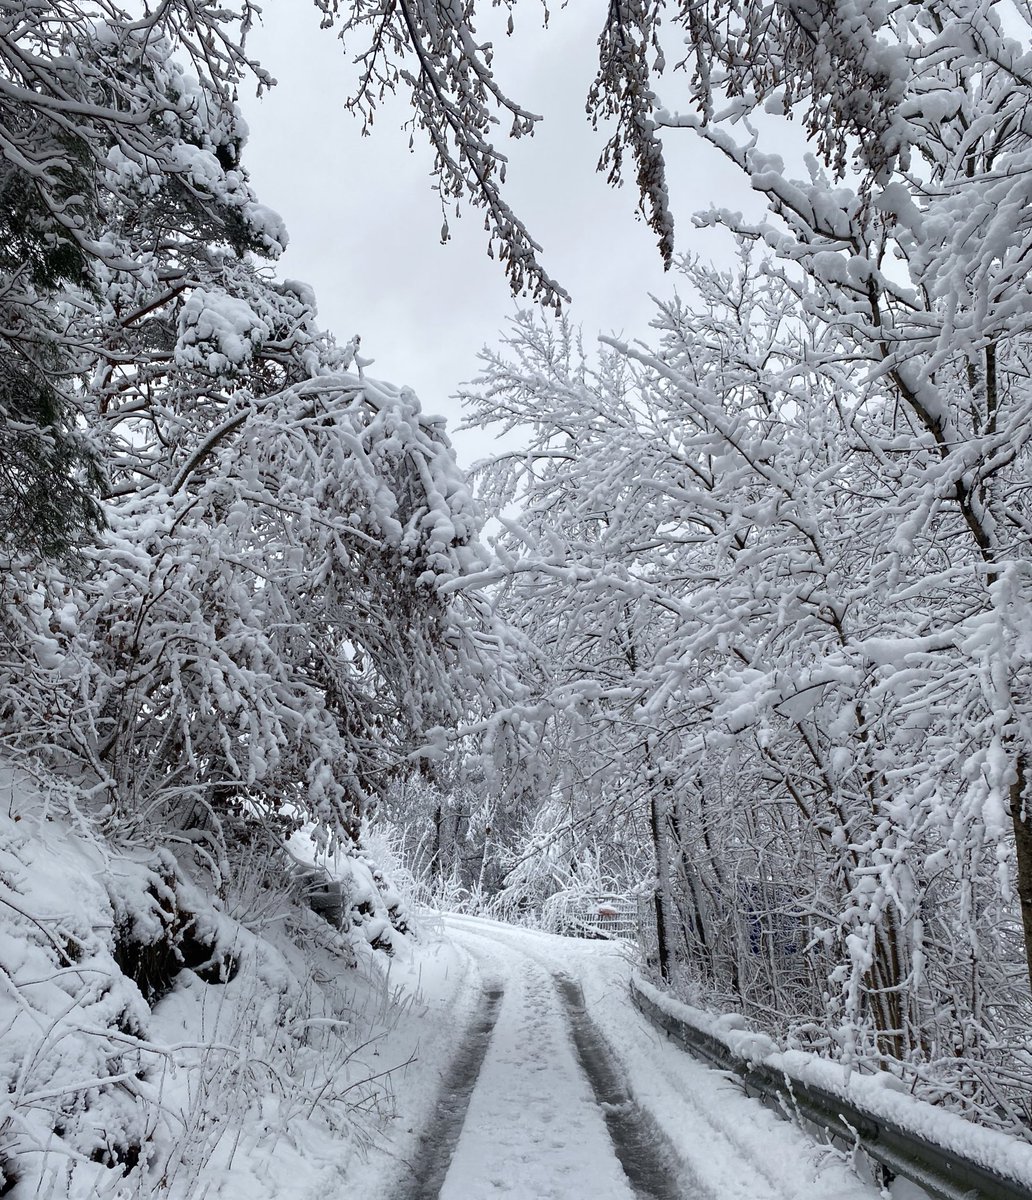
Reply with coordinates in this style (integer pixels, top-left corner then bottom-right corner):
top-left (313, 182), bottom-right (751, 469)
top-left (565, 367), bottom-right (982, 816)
top-left (0, 760), bottom-right (428, 1200)
top-left (286, 824), bottom-right (414, 953)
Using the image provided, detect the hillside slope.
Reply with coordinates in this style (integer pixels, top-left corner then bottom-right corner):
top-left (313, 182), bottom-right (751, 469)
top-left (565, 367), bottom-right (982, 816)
top-left (0, 758), bottom-right (427, 1200)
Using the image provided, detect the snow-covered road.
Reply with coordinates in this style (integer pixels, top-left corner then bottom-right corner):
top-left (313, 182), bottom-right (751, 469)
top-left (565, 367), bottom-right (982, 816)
top-left (437, 939), bottom-right (642, 1200)
top-left (439, 917), bottom-right (702, 1200)
top-left (363, 915), bottom-right (883, 1200)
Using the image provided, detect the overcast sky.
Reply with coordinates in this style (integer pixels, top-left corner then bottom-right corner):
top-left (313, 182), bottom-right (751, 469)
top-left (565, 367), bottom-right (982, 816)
top-left (240, 5), bottom-right (753, 464)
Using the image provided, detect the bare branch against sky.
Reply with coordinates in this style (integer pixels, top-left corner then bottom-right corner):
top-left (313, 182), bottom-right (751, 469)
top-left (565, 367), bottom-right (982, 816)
top-left (240, 3), bottom-right (751, 463)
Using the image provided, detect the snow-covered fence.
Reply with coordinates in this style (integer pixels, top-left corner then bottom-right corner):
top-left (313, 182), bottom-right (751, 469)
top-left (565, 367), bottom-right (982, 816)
top-left (630, 975), bottom-right (1032, 1200)
top-left (542, 891), bottom-right (640, 941)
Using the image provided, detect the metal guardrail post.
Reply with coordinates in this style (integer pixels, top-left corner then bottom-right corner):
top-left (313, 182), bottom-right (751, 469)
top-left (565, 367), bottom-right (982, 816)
top-left (629, 976), bottom-right (1032, 1200)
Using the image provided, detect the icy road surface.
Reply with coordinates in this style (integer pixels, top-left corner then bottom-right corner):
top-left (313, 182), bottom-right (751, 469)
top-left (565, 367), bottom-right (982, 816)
top-left (362, 915), bottom-right (882, 1200)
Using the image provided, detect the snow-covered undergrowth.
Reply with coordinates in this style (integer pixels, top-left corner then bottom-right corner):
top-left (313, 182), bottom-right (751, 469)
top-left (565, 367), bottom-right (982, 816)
top-left (286, 823), bottom-right (415, 956)
top-left (0, 760), bottom-right (418, 1200)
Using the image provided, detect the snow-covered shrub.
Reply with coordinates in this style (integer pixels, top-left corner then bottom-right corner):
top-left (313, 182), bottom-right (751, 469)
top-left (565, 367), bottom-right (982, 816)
top-left (287, 824), bottom-right (416, 955)
top-left (477, 798), bottom-right (645, 930)
top-left (106, 855), bottom-right (239, 1005)
top-left (0, 759), bottom-right (424, 1199)
top-left (0, 765), bottom-right (160, 1192)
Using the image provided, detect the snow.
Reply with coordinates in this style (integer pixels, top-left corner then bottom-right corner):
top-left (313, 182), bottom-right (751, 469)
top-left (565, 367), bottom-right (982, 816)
top-left (285, 824), bottom-right (412, 953)
top-left (0, 761), bottom-right (459, 1200)
top-left (175, 288), bottom-right (272, 373)
top-left (151, 927), bottom-right (479, 1200)
top-left (2, 752), bottom-right (1027, 1200)
top-left (376, 914), bottom-right (886, 1200)
top-left (632, 972), bottom-right (1032, 1194)
top-left (436, 947), bottom-right (635, 1200)
top-left (335, 923), bottom-right (493, 1200)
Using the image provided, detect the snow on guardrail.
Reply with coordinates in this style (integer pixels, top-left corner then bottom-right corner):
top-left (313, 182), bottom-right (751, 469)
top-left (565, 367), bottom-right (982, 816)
top-left (630, 974), bottom-right (1032, 1200)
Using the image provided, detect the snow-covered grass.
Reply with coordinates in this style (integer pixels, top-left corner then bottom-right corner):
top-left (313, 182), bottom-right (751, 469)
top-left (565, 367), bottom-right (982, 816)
top-left (0, 759), bottom-right (435, 1200)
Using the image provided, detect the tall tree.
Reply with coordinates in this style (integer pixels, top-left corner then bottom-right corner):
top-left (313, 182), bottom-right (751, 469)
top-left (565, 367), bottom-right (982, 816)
top-left (0, 0), bottom-right (283, 559)
top-left (0, 0), bottom-right (523, 854)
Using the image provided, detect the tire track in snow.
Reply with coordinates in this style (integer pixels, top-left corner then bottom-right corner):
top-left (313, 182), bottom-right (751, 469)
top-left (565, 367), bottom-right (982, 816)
top-left (447, 917), bottom-right (694, 1199)
top-left (449, 919), bottom-right (748, 1196)
top-left (553, 973), bottom-right (697, 1200)
top-left (446, 917), bottom-right (876, 1200)
top-left (395, 977), bottom-right (504, 1200)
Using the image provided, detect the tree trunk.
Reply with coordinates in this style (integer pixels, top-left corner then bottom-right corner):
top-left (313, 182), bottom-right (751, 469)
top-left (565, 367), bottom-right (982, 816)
top-left (432, 800), bottom-right (444, 884)
top-left (1009, 753), bottom-right (1032, 997)
top-left (648, 788), bottom-right (672, 980)
top-left (668, 792), bottom-right (715, 982)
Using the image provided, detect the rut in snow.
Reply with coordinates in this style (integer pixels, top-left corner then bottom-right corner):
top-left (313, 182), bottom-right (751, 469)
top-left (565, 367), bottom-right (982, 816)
top-left (398, 978), bottom-right (504, 1200)
top-left (553, 973), bottom-right (694, 1200)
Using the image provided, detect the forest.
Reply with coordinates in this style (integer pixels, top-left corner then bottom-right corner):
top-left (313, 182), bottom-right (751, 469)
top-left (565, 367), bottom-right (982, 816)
top-left (2, 0), bottom-right (1032, 1195)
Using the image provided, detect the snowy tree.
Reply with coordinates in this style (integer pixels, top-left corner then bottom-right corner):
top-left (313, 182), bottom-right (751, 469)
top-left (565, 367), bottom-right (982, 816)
top-left (463, 248), bottom-right (1032, 1125)
top-left (647, 0), bottom-right (1032, 1010)
top-left (0, 202), bottom-right (103, 557)
top-left (344, 0), bottom-right (1032, 1026)
top-left (0, 0), bottom-right (284, 559)
top-left (0, 0), bottom-right (526, 868)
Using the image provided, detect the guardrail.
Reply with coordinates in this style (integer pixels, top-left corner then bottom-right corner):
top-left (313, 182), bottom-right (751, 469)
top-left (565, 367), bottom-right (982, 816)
top-left (630, 976), bottom-right (1032, 1200)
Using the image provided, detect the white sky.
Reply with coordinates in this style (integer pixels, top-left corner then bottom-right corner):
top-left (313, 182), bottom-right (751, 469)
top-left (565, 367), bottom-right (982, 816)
top-left (240, 4), bottom-right (752, 464)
